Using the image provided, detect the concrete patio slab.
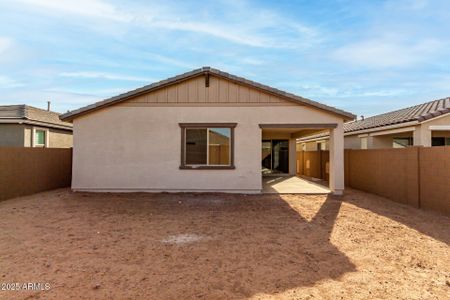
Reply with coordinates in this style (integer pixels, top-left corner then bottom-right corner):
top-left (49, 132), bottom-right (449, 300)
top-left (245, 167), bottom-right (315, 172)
top-left (262, 175), bottom-right (330, 194)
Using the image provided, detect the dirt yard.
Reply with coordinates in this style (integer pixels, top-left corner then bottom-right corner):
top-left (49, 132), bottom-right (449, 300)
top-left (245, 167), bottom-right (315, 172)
top-left (0, 189), bottom-right (448, 300)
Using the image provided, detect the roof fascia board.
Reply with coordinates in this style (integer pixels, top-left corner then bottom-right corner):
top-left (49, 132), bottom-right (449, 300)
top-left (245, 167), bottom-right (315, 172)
top-left (60, 70), bottom-right (206, 122)
top-left (0, 119), bottom-right (72, 130)
top-left (259, 123), bottom-right (337, 129)
top-left (369, 126), bottom-right (416, 137)
top-left (209, 71), bottom-right (355, 121)
top-left (297, 135), bottom-right (329, 142)
top-left (345, 120), bottom-right (419, 136)
top-left (419, 111), bottom-right (450, 124)
top-left (60, 68), bottom-right (355, 122)
top-left (428, 125), bottom-right (450, 130)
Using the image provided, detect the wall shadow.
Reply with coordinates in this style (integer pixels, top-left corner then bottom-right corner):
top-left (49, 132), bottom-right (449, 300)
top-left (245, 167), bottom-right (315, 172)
top-left (57, 191), bottom-right (356, 299)
top-left (343, 189), bottom-right (450, 245)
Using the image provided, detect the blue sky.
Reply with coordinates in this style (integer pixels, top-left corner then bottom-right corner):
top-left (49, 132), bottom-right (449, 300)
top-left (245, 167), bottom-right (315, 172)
top-left (0, 0), bottom-right (449, 117)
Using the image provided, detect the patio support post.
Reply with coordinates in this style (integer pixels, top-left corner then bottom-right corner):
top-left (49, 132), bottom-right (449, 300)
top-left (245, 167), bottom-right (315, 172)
top-left (289, 138), bottom-right (297, 175)
top-left (413, 127), bottom-right (431, 147)
top-left (329, 122), bottom-right (345, 195)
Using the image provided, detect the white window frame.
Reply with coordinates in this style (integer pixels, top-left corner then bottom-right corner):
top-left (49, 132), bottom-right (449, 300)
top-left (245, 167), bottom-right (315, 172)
top-left (32, 127), bottom-right (49, 147)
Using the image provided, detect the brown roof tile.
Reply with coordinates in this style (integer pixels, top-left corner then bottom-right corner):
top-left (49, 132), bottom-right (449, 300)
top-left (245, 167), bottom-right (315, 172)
top-left (0, 105), bottom-right (73, 129)
top-left (60, 67), bottom-right (355, 121)
top-left (298, 97), bottom-right (450, 141)
top-left (345, 97), bottom-right (449, 133)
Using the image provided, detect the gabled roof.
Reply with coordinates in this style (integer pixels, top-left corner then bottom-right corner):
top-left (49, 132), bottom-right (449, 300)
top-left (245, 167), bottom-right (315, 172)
top-left (0, 105), bottom-right (73, 130)
top-left (60, 67), bottom-right (355, 121)
top-left (298, 97), bottom-right (450, 142)
top-left (345, 97), bottom-right (449, 133)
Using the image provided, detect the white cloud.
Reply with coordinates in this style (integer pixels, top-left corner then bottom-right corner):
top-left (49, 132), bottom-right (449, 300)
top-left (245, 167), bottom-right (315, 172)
top-left (332, 38), bottom-right (443, 68)
top-left (59, 71), bottom-right (154, 82)
top-left (14, 0), bottom-right (318, 49)
top-left (17, 0), bottom-right (130, 21)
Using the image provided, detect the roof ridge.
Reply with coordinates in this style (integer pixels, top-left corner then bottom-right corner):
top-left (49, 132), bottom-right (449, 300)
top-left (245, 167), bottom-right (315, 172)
top-left (24, 104), bottom-right (62, 115)
top-left (60, 67), bottom-right (355, 121)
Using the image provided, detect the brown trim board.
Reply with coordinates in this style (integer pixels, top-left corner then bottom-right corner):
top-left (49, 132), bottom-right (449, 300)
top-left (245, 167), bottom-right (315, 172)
top-left (259, 123), bottom-right (337, 129)
top-left (179, 123), bottom-right (237, 128)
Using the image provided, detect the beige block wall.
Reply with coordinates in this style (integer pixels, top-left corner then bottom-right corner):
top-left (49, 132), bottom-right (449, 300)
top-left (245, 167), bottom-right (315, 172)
top-left (0, 148), bottom-right (72, 201)
top-left (297, 146), bottom-right (450, 215)
top-left (346, 148), bottom-right (420, 207)
top-left (0, 124), bottom-right (25, 146)
top-left (419, 146), bottom-right (450, 214)
top-left (73, 105), bottom-right (343, 192)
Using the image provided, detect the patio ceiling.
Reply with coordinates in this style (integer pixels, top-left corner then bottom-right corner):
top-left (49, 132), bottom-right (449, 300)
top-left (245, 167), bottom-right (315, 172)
top-left (262, 128), bottom-right (331, 139)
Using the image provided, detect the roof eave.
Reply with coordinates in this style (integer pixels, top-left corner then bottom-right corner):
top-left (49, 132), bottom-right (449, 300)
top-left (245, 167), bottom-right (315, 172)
top-left (60, 67), bottom-right (355, 122)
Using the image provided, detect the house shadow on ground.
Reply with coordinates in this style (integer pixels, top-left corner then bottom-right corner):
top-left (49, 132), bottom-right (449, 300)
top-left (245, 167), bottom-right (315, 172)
top-left (343, 189), bottom-right (450, 245)
top-left (42, 191), bottom-right (357, 299)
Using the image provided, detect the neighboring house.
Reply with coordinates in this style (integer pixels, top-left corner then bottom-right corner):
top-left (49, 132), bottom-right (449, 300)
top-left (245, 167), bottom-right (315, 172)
top-left (0, 105), bottom-right (73, 148)
top-left (60, 67), bottom-right (355, 195)
top-left (298, 98), bottom-right (450, 150)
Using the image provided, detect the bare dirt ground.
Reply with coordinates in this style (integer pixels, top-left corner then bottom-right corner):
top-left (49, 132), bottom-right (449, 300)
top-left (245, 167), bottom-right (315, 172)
top-left (0, 189), bottom-right (449, 300)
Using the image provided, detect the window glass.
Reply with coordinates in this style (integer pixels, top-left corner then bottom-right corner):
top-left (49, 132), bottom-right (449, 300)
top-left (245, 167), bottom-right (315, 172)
top-left (316, 142), bottom-right (326, 151)
top-left (446, 138), bottom-right (450, 146)
top-left (35, 130), bottom-right (45, 145)
top-left (184, 127), bottom-right (232, 166)
top-left (432, 137), bottom-right (445, 146)
top-left (185, 128), bottom-right (207, 165)
top-left (208, 128), bottom-right (230, 165)
top-left (393, 137), bottom-right (412, 148)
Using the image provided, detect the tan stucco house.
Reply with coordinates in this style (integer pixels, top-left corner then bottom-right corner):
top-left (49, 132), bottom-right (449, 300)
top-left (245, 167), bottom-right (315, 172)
top-left (60, 67), bottom-right (355, 195)
top-left (298, 98), bottom-right (450, 150)
top-left (0, 105), bottom-right (73, 148)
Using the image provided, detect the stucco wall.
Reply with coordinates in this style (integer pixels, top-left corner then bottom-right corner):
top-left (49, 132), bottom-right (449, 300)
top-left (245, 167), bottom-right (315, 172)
top-left (23, 125), bottom-right (72, 148)
top-left (301, 141), bottom-right (320, 151)
top-left (48, 128), bottom-right (73, 148)
top-left (343, 135), bottom-right (360, 149)
top-left (73, 105), bottom-right (343, 192)
top-left (0, 124), bottom-right (24, 147)
top-left (24, 126), bottom-right (32, 147)
top-left (417, 114), bottom-right (450, 146)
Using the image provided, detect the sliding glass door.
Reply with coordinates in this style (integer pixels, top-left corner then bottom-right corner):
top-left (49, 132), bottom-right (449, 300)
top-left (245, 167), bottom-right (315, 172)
top-left (261, 140), bottom-right (289, 174)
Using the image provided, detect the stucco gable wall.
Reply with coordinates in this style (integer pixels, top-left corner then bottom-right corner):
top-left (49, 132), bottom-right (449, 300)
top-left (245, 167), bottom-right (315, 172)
top-left (72, 102), bottom-right (342, 192)
top-left (71, 74), bottom-right (345, 192)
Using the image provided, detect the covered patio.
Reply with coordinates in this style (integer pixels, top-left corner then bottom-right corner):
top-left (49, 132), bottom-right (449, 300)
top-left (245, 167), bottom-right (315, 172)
top-left (260, 123), bottom-right (344, 195)
top-left (262, 175), bottom-right (330, 194)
